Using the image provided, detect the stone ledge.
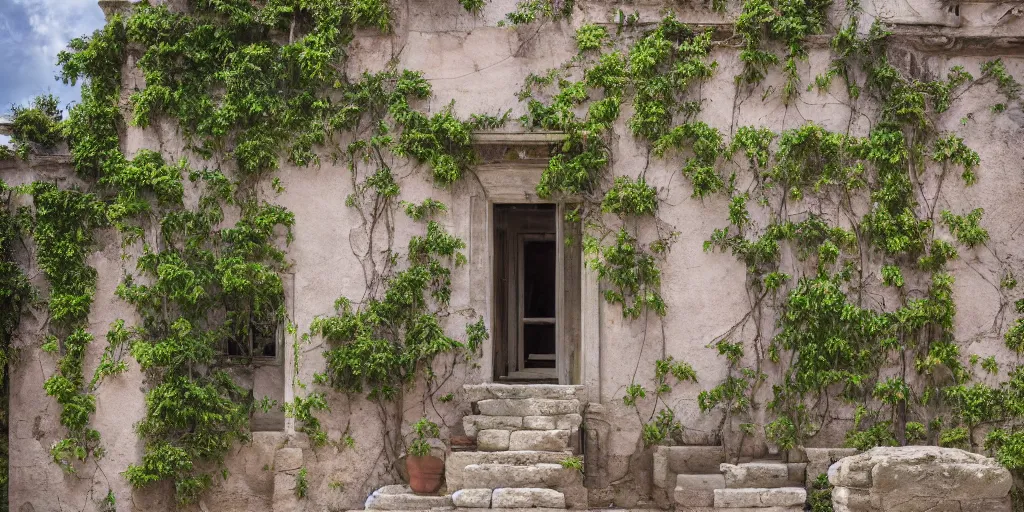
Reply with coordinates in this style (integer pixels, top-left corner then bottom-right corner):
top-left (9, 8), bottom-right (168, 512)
top-left (464, 384), bottom-right (585, 402)
top-left (477, 399), bottom-right (582, 417)
top-left (491, 488), bottom-right (565, 509)
top-left (452, 489), bottom-right (492, 508)
top-left (365, 485), bottom-right (454, 511)
top-left (713, 487), bottom-right (807, 508)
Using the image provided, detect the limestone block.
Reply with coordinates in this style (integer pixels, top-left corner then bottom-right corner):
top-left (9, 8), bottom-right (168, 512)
top-left (673, 487), bottom-right (715, 507)
top-left (464, 383), bottom-right (586, 402)
top-left (828, 447), bottom-right (1013, 511)
top-left (446, 451), bottom-right (570, 493)
top-left (364, 485), bottom-right (453, 510)
top-left (463, 415), bottom-right (523, 437)
top-left (713, 487), bottom-right (807, 508)
top-left (830, 446), bottom-right (1012, 496)
top-left (477, 399), bottom-right (581, 417)
top-left (478, 430), bottom-right (512, 451)
top-left (676, 473), bottom-right (726, 490)
top-left (522, 414), bottom-right (582, 431)
top-left (509, 430), bottom-right (569, 451)
top-left (666, 445), bottom-right (726, 474)
top-left (462, 463), bottom-right (566, 488)
top-left (491, 488), bottom-right (566, 508)
top-left (721, 462), bottom-right (790, 488)
top-left (452, 488), bottom-right (492, 508)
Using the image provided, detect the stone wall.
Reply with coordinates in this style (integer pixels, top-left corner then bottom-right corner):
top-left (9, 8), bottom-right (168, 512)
top-left (5, 0), bottom-right (1024, 510)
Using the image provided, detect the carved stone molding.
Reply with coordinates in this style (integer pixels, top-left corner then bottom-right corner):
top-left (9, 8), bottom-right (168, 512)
top-left (471, 130), bottom-right (564, 169)
top-left (888, 24), bottom-right (1024, 54)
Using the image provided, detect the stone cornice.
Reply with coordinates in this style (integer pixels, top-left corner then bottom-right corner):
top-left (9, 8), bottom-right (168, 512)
top-left (471, 130), bottom-right (565, 169)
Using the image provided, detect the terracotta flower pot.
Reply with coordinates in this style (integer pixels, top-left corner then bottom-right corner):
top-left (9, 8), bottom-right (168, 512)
top-left (406, 454), bottom-right (444, 494)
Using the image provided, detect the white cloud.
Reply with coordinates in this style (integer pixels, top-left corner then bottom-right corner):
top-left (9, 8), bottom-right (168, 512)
top-left (0, 0), bottom-right (105, 108)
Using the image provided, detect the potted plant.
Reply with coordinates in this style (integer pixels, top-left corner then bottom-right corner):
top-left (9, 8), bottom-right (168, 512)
top-left (406, 418), bottom-right (444, 494)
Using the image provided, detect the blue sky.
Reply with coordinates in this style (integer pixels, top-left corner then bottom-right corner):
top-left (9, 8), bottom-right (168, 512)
top-left (0, 0), bottom-right (106, 119)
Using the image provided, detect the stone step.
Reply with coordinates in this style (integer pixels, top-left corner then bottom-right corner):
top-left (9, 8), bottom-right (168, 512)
top-left (492, 488), bottom-right (566, 509)
top-left (445, 452), bottom-right (585, 509)
top-left (478, 429), bottom-right (571, 452)
top-left (464, 383), bottom-right (585, 402)
top-left (446, 451), bottom-right (574, 492)
top-left (463, 414), bottom-right (582, 438)
top-left (354, 509), bottom-right (569, 512)
top-left (674, 473), bottom-right (726, 507)
top-left (654, 446), bottom-right (727, 488)
top-left (720, 462), bottom-right (805, 489)
top-left (364, 485), bottom-right (453, 510)
top-left (461, 463), bottom-right (568, 489)
top-left (477, 398), bottom-right (582, 417)
top-left (713, 487), bottom-right (806, 509)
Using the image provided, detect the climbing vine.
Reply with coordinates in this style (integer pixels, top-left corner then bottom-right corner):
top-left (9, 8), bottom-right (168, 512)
top-left (1, 0), bottom-right (1023, 508)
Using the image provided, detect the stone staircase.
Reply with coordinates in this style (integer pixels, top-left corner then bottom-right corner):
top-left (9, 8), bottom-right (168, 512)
top-left (659, 445), bottom-right (858, 511)
top-left (365, 383), bottom-right (586, 511)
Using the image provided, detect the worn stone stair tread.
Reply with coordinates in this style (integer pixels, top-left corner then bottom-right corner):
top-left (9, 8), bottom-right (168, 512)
top-left (349, 509), bottom-right (569, 512)
top-left (492, 487), bottom-right (566, 508)
top-left (460, 462), bottom-right (571, 489)
top-left (463, 383), bottom-right (586, 402)
top-left (713, 487), bottom-right (806, 508)
top-left (675, 508), bottom-right (802, 512)
top-left (720, 462), bottom-right (804, 489)
top-left (365, 485), bottom-right (454, 510)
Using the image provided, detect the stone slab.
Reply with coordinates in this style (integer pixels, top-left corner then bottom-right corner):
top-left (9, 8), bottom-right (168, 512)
top-left (713, 487), bottom-right (806, 508)
top-left (464, 384), bottom-right (586, 402)
top-left (721, 462), bottom-right (790, 488)
top-left (509, 430), bottom-right (569, 451)
top-left (462, 463), bottom-right (566, 489)
top-left (522, 414), bottom-right (582, 431)
top-left (446, 451), bottom-right (571, 493)
top-left (464, 416), bottom-right (523, 438)
top-left (676, 473), bottom-right (725, 490)
top-left (478, 430), bottom-right (512, 451)
top-left (452, 489), bottom-right (492, 508)
top-left (477, 399), bottom-right (582, 417)
top-left (673, 487), bottom-right (714, 507)
top-left (365, 485), bottom-right (454, 510)
top-left (491, 488), bottom-right (566, 508)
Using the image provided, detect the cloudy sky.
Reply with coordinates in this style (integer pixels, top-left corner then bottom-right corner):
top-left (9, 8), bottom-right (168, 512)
top-left (0, 0), bottom-right (106, 113)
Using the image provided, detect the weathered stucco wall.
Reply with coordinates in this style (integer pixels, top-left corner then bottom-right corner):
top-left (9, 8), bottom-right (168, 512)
top-left (6, 0), bottom-right (1024, 510)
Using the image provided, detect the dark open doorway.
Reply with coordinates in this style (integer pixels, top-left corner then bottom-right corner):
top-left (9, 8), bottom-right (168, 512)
top-left (493, 204), bottom-right (562, 383)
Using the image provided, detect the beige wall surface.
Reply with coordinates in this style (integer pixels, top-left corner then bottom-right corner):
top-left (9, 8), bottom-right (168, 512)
top-left (6, 0), bottom-right (1024, 510)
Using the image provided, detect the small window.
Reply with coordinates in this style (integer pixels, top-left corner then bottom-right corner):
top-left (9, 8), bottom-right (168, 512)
top-left (226, 314), bottom-right (280, 359)
top-left (225, 299), bottom-right (283, 362)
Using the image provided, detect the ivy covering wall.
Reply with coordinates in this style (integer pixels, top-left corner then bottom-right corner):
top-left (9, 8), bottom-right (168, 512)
top-left (0, 0), bottom-right (1023, 509)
